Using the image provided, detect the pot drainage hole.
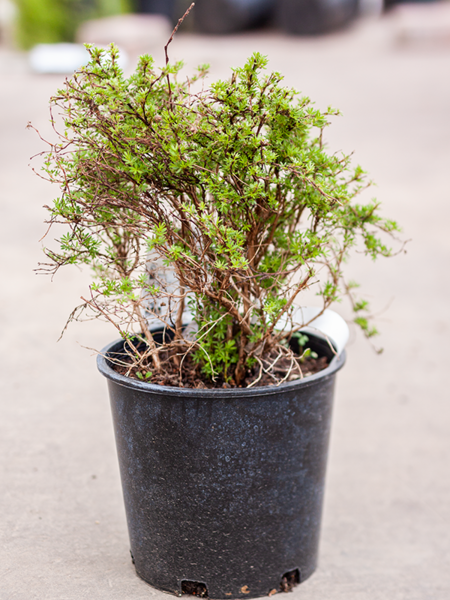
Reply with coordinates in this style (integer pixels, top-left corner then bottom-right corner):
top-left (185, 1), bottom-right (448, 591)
top-left (280, 569), bottom-right (300, 592)
top-left (181, 580), bottom-right (209, 597)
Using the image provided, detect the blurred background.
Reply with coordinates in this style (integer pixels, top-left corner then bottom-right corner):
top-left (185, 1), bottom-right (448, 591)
top-left (2, 0), bottom-right (450, 56)
top-left (1, 1), bottom-right (450, 599)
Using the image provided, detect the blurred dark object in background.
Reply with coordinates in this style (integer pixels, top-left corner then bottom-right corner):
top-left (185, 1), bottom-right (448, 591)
top-left (384, 0), bottom-right (438, 11)
top-left (137, 0), bottom-right (361, 35)
top-left (193, 0), bottom-right (274, 34)
top-left (275, 0), bottom-right (359, 34)
top-left (136, 0), bottom-right (176, 19)
top-left (191, 0), bottom-right (360, 34)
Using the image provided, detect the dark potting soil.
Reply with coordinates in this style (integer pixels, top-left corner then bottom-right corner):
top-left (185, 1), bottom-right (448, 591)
top-left (113, 345), bottom-right (329, 389)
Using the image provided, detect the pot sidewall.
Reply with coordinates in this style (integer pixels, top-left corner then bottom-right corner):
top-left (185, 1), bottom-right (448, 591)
top-left (98, 336), bottom-right (345, 599)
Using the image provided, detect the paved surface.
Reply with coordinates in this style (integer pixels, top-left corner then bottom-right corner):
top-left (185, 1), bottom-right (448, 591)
top-left (1, 15), bottom-right (450, 600)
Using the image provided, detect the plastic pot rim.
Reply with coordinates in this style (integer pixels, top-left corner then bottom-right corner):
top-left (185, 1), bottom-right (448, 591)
top-left (97, 335), bottom-right (346, 399)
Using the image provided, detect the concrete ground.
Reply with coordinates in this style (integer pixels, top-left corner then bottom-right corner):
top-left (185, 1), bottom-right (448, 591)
top-left (1, 14), bottom-right (450, 600)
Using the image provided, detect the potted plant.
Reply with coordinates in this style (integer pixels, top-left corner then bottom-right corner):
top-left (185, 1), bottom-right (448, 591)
top-left (33, 21), bottom-right (400, 599)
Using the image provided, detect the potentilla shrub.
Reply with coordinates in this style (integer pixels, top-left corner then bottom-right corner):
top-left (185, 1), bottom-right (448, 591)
top-left (35, 45), bottom-right (400, 386)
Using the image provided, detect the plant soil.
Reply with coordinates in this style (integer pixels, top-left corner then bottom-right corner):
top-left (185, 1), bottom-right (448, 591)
top-left (112, 345), bottom-right (329, 389)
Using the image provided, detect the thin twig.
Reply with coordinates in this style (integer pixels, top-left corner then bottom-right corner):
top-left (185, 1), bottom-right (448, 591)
top-left (175, 285), bottom-right (185, 339)
top-left (247, 356), bottom-right (264, 388)
top-left (164, 2), bottom-right (195, 110)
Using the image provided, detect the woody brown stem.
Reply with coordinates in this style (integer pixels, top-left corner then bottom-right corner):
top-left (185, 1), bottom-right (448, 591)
top-left (134, 302), bottom-right (162, 372)
top-left (175, 286), bottom-right (185, 339)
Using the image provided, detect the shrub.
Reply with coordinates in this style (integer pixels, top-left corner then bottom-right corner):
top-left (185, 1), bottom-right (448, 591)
top-left (34, 43), bottom-right (401, 387)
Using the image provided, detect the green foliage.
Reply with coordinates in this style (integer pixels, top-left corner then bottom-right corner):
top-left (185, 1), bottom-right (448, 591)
top-left (136, 371), bottom-right (152, 380)
top-left (287, 332), bottom-right (318, 362)
top-left (37, 45), bottom-right (401, 386)
top-left (15, 0), bottom-right (129, 49)
top-left (191, 306), bottom-right (239, 383)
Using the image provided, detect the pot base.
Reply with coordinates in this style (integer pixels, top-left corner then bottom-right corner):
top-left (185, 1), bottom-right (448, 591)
top-left (136, 566), bottom-right (302, 599)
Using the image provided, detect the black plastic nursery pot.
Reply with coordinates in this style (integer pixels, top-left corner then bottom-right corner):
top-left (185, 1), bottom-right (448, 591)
top-left (97, 332), bottom-right (345, 599)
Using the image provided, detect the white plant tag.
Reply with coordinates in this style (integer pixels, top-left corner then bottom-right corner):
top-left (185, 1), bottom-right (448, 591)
top-left (290, 306), bottom-right (349, 355)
